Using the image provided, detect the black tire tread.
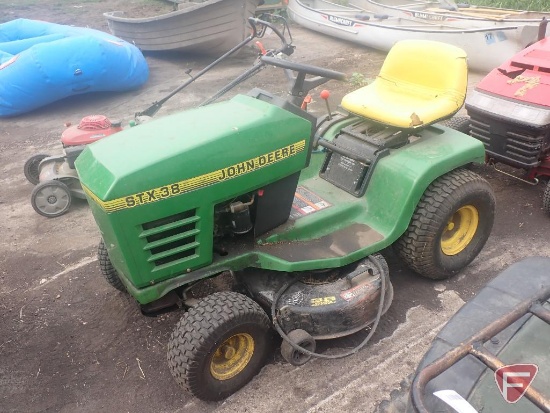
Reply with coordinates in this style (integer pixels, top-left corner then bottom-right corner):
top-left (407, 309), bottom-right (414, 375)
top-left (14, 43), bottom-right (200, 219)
top-left (375, 374), bottom-right (413, 413)
top-left (439, 116), bottom-right (470, 134)
top-left (395, 168), bottom-right (494, 279)
top-left (97, 239), bottom-right (126, 292)
top-left (24, 154), bottom-right (49, 185)
top-left (543, 181), bottom-right (550, 215)
top-left (167, 291), bottom-right (271, 401)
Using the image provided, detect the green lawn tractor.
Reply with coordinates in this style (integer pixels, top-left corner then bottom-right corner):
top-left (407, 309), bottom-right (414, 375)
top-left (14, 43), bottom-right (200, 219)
top-left (76, 28), bottom-right (496, 401)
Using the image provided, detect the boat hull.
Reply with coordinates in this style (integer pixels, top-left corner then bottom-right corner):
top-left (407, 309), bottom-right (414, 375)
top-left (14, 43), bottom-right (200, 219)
top-left (362, 0), bottom-right (550, 27)
top-left (104, 0), bottom-right (260, 54)
top-left (288, 0), bottom-right (546, 73)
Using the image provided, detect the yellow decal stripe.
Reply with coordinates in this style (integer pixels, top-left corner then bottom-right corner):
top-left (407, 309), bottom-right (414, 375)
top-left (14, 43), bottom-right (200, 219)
top-left (86, 140), bottom-right (306, 213)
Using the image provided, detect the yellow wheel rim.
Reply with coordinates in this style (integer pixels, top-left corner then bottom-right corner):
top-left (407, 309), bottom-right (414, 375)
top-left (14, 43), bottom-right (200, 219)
top-left (210, 333), bottom-right (254, 381)
top-left (441, 205), bottom-right (479, 256)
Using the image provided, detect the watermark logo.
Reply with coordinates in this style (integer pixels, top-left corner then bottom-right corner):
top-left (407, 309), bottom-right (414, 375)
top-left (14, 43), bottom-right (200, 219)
top-left (494, 364), bottom-right (538, 403)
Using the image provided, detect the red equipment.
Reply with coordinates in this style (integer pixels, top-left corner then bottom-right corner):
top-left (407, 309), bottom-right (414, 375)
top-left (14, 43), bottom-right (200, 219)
top-left (465, 32), bottom-right (550, 214)
top-left (61, 115), bottom-right (122, 147)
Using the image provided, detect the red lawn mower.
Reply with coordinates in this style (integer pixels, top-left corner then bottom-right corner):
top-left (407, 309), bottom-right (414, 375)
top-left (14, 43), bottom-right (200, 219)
top-left (24, 116), bottom-right (122, 217)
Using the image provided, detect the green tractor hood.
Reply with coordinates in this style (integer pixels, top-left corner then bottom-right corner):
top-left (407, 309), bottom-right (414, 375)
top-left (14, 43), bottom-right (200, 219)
top-left (76, 94), bottom-right (313, 293)
top-left (77, 95), bottom-right (311, 207)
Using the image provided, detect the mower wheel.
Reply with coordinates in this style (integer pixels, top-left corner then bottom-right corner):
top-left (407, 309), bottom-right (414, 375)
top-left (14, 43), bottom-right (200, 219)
top-left (24, 154), bottom-right (50, 185)
top-left (395, 168), bottom-right (495, 279)
top-left (543, 180), bottom-right (550, 215)
top-left (280, 329), bottom-right (316, 366)
top-left (439, 116), bottom-right (471, 135)
top-left (167, 291), bottom-right (273, 401)
top-left (98, 239), bottom-right (126, 292)
top-left (31, 180), bottom-right (72, 218)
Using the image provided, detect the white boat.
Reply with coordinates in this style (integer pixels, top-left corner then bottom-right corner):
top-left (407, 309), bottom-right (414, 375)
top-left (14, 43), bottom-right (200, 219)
top-left (360, 0), bottom-right (550, 27)
top-left (104, 0), bottom-right (260, 54)
top-left (287, 0), bottom-right (548, 73)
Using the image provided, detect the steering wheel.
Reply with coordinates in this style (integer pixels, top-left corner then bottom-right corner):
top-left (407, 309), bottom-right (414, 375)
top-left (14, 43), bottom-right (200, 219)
top-left (260, 56), bottom-right (346, 81)
top-left (260, 55), bottom-right (346, 106)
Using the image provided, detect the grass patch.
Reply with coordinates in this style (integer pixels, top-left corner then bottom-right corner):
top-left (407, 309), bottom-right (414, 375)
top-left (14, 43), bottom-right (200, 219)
top-left (349, 72), bottom-right (371, 87)
top-left (0, 0), bottom-right (100, 5)
top-left (466, 0), bottom-right (550, 12)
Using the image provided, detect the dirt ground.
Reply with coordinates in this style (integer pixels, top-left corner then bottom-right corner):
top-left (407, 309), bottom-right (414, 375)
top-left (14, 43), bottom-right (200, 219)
top-left (1, 1), bottom-right (550, 412)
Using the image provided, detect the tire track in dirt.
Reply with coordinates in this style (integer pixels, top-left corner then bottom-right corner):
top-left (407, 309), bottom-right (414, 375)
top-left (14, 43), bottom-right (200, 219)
top-left (214, 291), bottom-right (465, 413)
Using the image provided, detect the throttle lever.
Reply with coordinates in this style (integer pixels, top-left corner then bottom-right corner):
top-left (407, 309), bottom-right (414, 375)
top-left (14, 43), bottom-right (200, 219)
top-left (255, 41), bottom-right (267, 55)
top-left (320, 90), bottom-right (332, 120)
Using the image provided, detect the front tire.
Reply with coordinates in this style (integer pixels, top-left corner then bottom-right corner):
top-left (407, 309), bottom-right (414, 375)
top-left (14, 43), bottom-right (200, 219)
top-left (395, 168), bottom-right (495, 279)
top-left (167, 292), bottom-right (273, 401)
top-left (31, 180), bottom-right (72, 218)
top-left (98, 239), bottom-right (126, 292)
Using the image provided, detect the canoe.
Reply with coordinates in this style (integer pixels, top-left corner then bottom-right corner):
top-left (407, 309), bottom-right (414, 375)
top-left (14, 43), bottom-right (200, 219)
top-left (287, 0), bottom-right (548, 73)
top-left (104, 0), bottom-right (261, 54)
top-left (361, 0), bottom-right (550, 27)
top-left (0, 19), bottom-right (148, 117)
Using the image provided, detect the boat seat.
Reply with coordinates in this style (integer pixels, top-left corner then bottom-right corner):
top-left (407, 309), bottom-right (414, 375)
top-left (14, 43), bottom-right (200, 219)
top-left (341, 39), bottom-right (467, 129)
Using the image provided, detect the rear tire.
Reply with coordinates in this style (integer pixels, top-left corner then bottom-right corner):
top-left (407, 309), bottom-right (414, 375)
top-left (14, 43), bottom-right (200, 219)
top-left (395, 168), bottom-right (495, 279)
top-left (31, 180), bottom-right (71, 218)
top-left (24, 154), bottom-right (49, 185)
top-left (439, 116), bottom-right (470, 135)
top-left (167, 292), bottom-right (273, 401)
top-left (98, 239), bottom-right (126, 292)
top-left (543, 180), bottom-right (550, 215)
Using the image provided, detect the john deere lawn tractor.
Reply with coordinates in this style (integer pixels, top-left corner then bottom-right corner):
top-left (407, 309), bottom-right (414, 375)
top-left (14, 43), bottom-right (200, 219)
top-left (76, 28), bottom-right (495, 401)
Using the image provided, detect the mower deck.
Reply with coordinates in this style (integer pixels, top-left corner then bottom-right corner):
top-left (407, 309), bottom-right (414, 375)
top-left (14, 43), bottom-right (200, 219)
top-left (240, 255), bottom-right (393, 340)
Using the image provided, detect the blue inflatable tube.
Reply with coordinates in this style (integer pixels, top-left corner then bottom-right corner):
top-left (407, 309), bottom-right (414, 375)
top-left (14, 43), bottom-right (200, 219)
top-left (0, 19), bottom-right (149, 117)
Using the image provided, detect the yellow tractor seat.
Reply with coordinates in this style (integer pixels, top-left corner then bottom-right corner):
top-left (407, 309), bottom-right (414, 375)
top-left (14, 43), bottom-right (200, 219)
top-left (341, 40), bottom-right (468, 129)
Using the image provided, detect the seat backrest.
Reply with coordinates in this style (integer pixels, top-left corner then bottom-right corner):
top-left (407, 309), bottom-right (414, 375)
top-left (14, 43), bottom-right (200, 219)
top-left (340, 39), bottom-right (468, 128)
top-left (380, 39), bottom-right (467, 104)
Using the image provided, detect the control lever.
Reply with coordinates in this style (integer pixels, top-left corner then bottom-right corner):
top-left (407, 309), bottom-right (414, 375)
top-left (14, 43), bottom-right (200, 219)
top-left (255, 41), bottom-right (267, 55)
top-left (320, 90), bottom-right (332, 120)
top-left (301, 95), bottom-right (312, 110)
